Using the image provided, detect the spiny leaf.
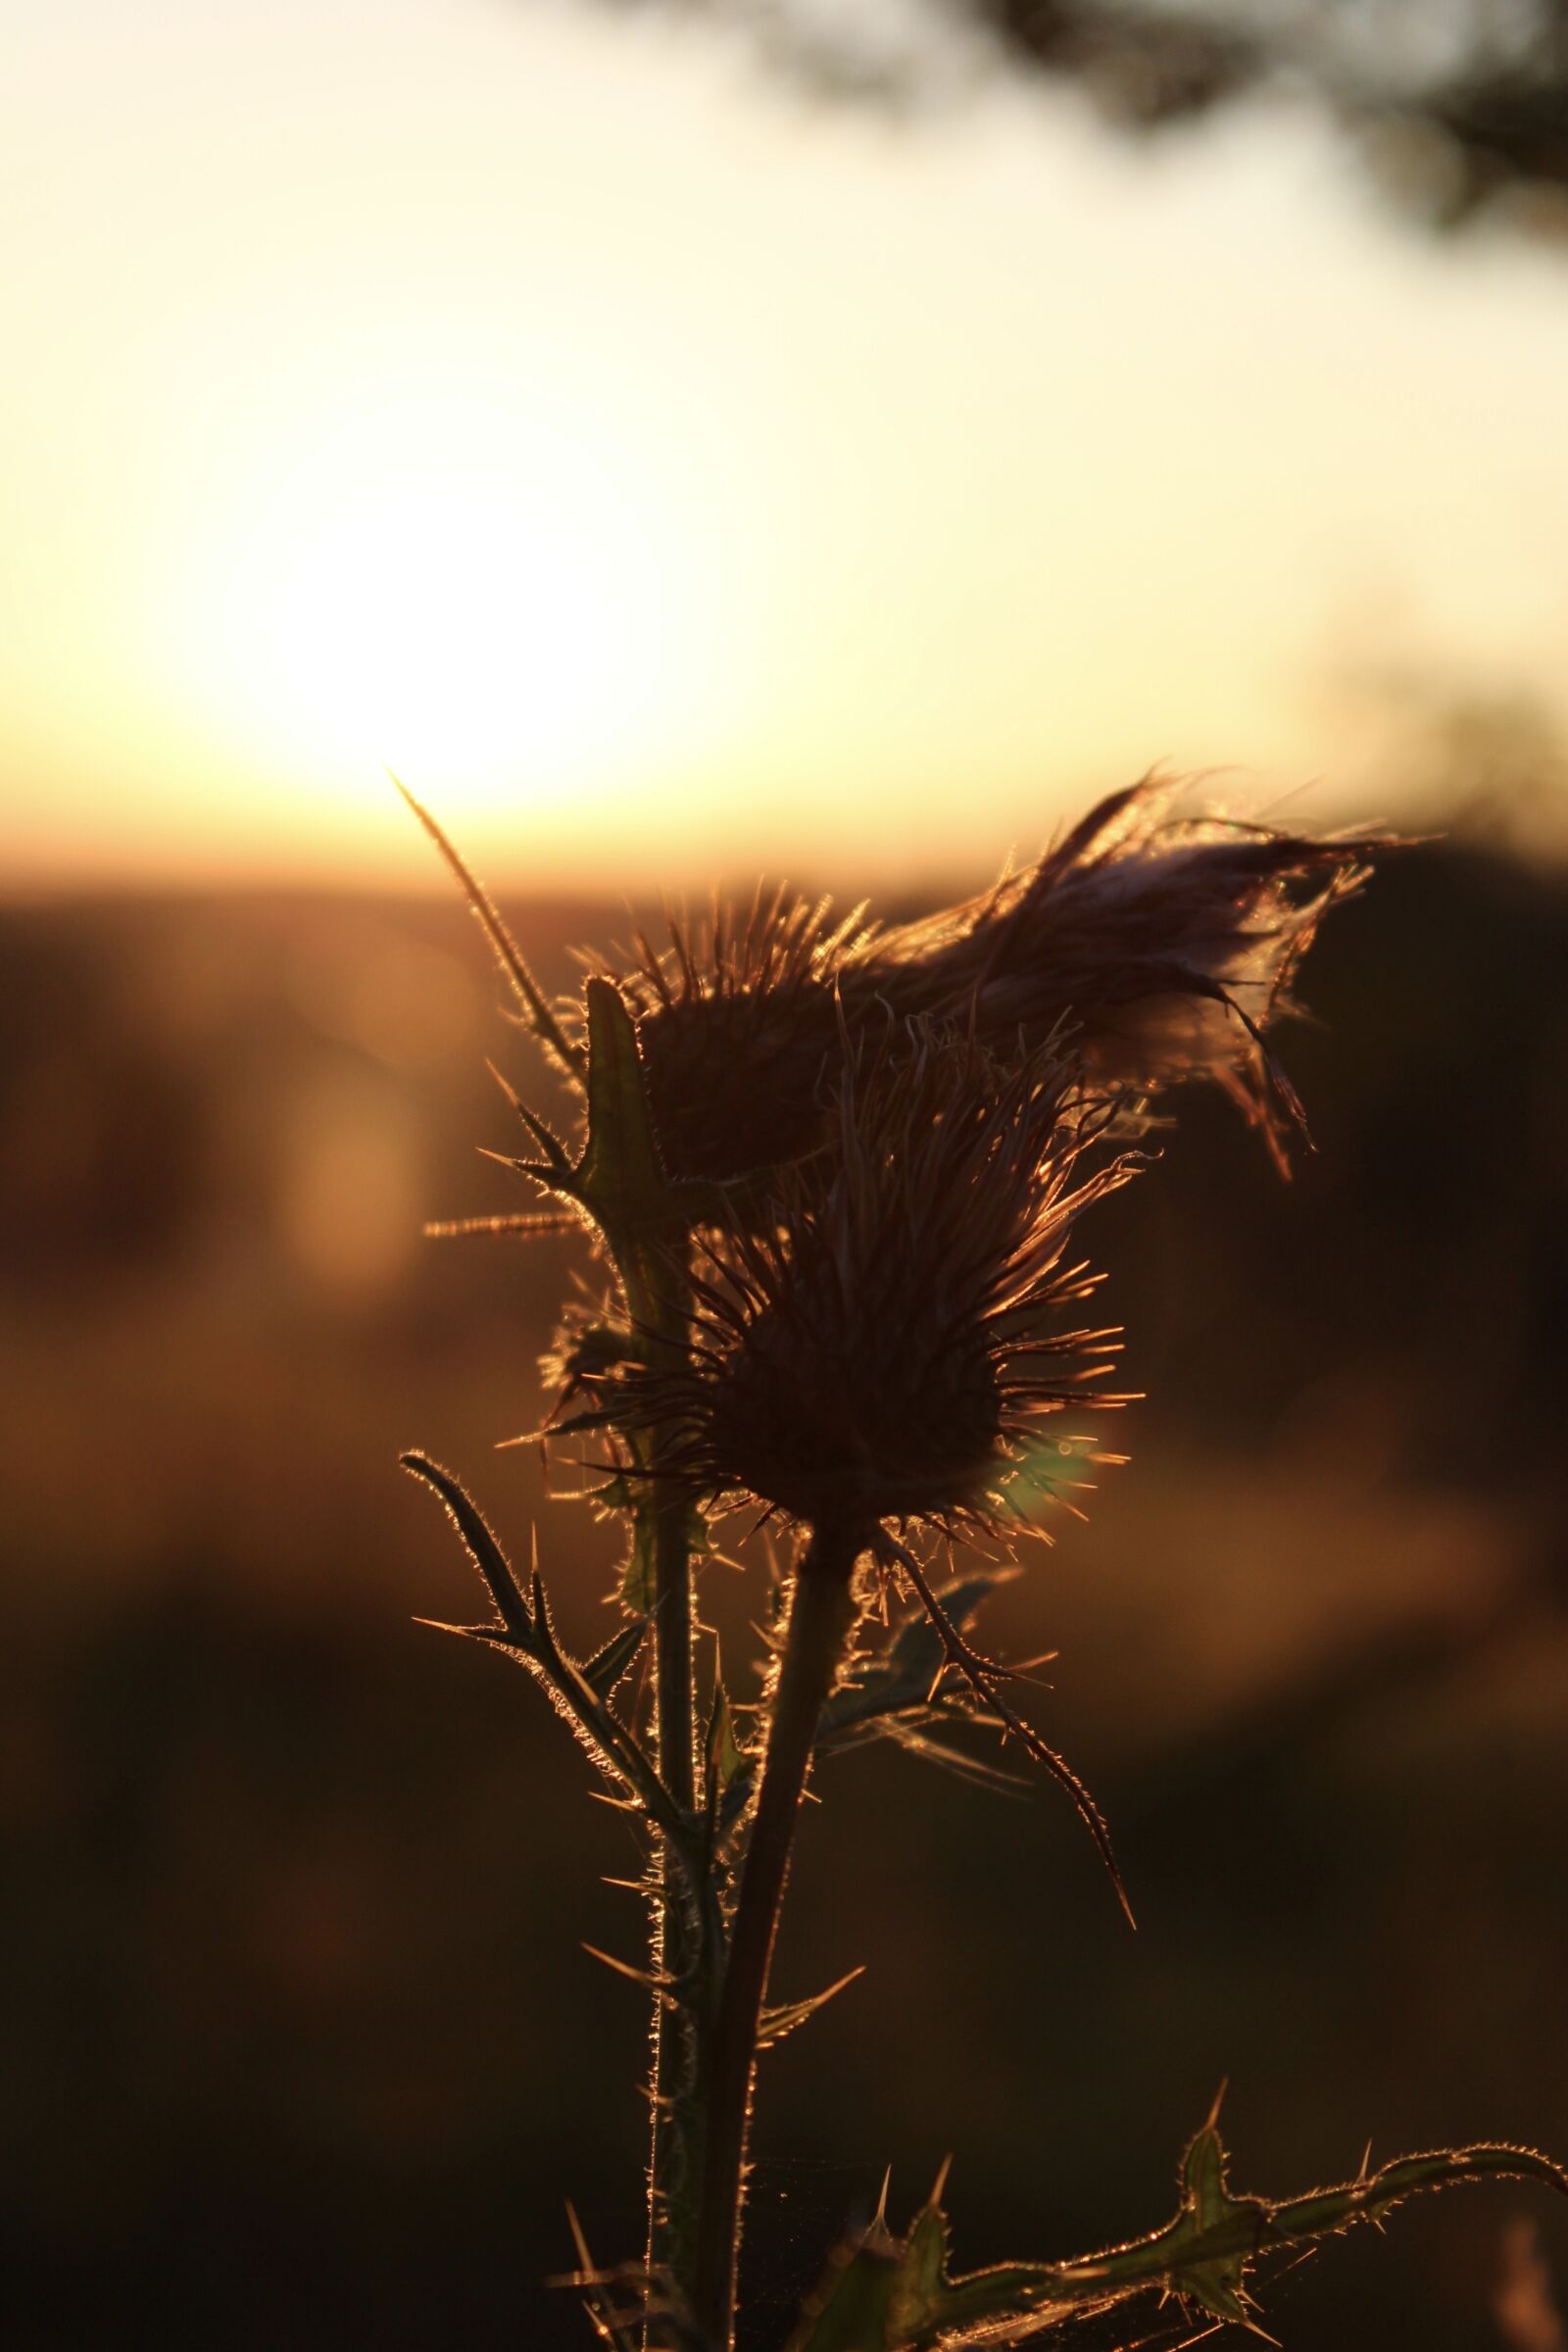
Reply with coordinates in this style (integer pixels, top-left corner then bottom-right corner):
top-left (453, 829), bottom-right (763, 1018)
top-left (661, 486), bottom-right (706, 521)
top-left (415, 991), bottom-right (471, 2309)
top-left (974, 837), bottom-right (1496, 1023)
top-left (885, 1575), bottom-right (1005, 1677)
top-left (802, 2128), bottom-right (1568, 2350)
top-left (786, 2234), bottom-right (900, 2352)
top-left (576, 977), bottom-right (669, 1228)
top-left (488, 1056), bottom-right (574, 1171)
top-left (399, 1453), bottom-right (533, 1646)
top-left (1046, 2133), bottom-right (1568, 2318)
top-left (1268, 2142), bottom-right (1568, 2243)
top-left (529, 1556), bottom-right (562, 1662)
top-left (582, 1944), bottom-right (678, 2008)
top-left (808, 1575), bottom-right (1012, 1757)
top-left (410, 1616), bottom-right (527, 1653)
top-left (423, 1209), bottom-right (582, 1240)
top-left (1161, 2120), bottom-right (1260, 2323)
top-left (857, 1719), bottom-right (1028, 1796)
top-left (393, 777), bottom-right (584, 1079)
top-left (618, 1498), bottom-right (710, 1617)
top-left (529, 974), bottom-right (729, 1258)
top-left (890, 1536), bottom-right (1135, 1930)
top-left (619, 1509), bottom-right (659, 1616)
top-left (706, 1672), bottom-right (747, 1795)
top-left (882, 2195), bottom-right (1063, 2342)
top-left (757, 1966), bottom-right (865, 2049)
top-left (499, 1403), bottom-right (624, 1448)
top-left (891, 2252), bottom-right (1060, 2342)
top-left (588, 1475), bottom-right (663, 1619)
top-left (404, 1465), bottom-right (683, 1843)
top-left (475, 1144), bottom-right (564, 1196)
top-left (886, 2201), bottom-right (948, 2341)
top-left (582, 1620), bottom-right (648, 1701)
top-left (561, 2201), bottom-right (642, 2352)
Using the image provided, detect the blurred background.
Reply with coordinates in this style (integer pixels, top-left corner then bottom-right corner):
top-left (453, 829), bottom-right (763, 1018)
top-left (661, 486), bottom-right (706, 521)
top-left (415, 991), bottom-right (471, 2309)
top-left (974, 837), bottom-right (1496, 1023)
top-left (4, 3), bottom-right (1567, 2346)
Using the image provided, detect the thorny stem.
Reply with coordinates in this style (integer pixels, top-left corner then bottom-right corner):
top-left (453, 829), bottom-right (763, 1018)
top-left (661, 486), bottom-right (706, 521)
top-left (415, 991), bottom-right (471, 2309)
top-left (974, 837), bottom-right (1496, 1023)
top-left (692, 1522), bottom-right (862, 2351)
top-left (393, 785), bottom-right (721, 2313)
top-left (645, 1261), bottom-right (697, 1823)
top-left (634, 1242), bottom-right (706, 2300)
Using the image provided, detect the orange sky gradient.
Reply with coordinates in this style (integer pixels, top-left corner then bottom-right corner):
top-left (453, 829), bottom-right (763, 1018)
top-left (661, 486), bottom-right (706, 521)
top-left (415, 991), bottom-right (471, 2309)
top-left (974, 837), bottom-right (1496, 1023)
top-left (5, 0), bottom-right (1568, 899)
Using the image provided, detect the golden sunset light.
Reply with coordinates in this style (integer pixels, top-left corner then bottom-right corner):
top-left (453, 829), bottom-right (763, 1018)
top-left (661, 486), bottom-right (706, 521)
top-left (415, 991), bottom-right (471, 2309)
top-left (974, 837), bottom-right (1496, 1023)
top-left (194, 392), bottom-right (704, 806)
top-left (8, 8), bottom-right (1568, 2345)
top-left (7, 0), bottom-right (1568, 895)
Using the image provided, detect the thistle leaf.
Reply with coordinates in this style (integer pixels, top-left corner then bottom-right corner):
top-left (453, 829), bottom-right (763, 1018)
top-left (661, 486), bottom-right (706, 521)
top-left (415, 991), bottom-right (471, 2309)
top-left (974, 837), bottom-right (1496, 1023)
top-left (617, 1499), bottom-right (711, 1617)
top-left (410, 1616), bottom-right (527, 1653)
top-left (423, 1209), bottom-right (582, 1240)
top-left (504, 1403), bottom-right (624, 1445)
top-left (1159, 2120), bottom-right (1261, 2322)
top-left (877, 1720), bottom-right (1031, 1794)
top-left (791, 2128), bottom-right (1568, 2350)
top-left (582, 1944), bottom-right (678, 2007)
top-left (885, 2202), bottom-right (947, 2340)
top-left (817, 1575), bottom-right (1008, 1746)
top-left (619, 1510), bottom-right (660, 1616)
top-left (757, 1966), bottom-right (864, 2049)
top-left (706, 1674), bottom-right (747, 1795)
top-left (548, 975), bottom-right (730, 1257)
top-left (1268, 2142), bottom-right (1568, 2242)
top-left (576, 977), bottom-right (669, 1231)
top-left (885, 1575), bottom-right (1004, 1677)
top-left (399, 1453), bottom-right (534, 1647)
top-left (896, 2191), bottom-right (1062, 2342)
top-left (581, 1620), bottom-right (648, 1701)
top-left (393, 776), bottom-right (584, 1080)
top-left (786, 2236), bottom-right (899, 2352)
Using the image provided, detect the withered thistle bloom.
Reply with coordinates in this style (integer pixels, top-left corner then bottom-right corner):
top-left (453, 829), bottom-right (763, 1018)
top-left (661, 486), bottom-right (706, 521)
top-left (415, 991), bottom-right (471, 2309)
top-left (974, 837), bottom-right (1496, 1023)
top-left (584, 1024), bottom-right (1133, 1552)
top-left (610, 776), bottom-right (1385, 1185)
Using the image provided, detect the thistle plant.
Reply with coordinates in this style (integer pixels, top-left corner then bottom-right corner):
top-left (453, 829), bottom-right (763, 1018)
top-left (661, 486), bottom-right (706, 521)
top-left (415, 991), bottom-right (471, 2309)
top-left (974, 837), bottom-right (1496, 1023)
top-left (398, 779), bottom-right (1564, 2351)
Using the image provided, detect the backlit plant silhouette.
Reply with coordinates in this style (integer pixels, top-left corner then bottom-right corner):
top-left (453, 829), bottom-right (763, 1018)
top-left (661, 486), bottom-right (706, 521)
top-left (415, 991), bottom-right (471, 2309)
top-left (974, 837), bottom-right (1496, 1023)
top-left (399, 778), bottom-right (1564, 2350)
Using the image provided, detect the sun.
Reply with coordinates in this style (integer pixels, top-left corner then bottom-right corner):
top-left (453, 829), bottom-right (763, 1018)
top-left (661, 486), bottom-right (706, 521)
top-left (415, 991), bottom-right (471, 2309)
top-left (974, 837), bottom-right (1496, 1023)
top-left (206, 394), bottom-right (686, 808)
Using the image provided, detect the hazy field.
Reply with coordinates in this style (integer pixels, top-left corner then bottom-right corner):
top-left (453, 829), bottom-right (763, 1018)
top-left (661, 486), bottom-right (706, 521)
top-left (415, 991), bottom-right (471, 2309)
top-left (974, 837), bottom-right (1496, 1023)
top-left (5, 846), bottom-right (1565, 2347)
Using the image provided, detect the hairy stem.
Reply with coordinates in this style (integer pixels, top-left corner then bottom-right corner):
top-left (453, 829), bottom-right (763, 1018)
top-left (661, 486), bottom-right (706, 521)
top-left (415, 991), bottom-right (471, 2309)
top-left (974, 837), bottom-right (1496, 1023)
top-left (638, 1244), bottom-right (705, 2298)
top-left (693, 1523), bottom-right (862, 2350)
top-left (647, 1486), bottom-right (702, 2287)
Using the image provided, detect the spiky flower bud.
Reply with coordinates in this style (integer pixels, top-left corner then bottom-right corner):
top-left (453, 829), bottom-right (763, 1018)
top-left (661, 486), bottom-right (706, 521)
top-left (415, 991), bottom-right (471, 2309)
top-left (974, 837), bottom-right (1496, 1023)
top-left (587, 1027), bottom-right (1133, 1550)
top-left (587, 883), bottom-right (864, 1185)
top-left (612, 778), bottom-right (1383, 1186)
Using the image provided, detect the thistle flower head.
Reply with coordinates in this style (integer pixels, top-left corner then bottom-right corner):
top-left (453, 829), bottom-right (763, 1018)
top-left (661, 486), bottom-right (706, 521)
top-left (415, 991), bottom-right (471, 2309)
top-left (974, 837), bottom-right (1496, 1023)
top-left (589, 1025), bottom-right (1133, 1548)
top-left (612, 779), bottom-right (1384, 1187)
top-left (588, 883), bottom-right (869, 1185)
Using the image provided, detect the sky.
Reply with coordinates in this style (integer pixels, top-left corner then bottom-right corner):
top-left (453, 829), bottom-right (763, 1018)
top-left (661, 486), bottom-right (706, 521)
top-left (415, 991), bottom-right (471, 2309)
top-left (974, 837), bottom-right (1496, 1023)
top-left (4, 0), bottom-right (1567, 896)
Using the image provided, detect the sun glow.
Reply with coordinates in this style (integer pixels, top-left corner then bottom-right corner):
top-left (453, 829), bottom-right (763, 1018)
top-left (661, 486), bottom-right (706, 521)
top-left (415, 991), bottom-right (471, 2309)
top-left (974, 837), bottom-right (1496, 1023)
top-left (203, 394), bottom-right (696, 809)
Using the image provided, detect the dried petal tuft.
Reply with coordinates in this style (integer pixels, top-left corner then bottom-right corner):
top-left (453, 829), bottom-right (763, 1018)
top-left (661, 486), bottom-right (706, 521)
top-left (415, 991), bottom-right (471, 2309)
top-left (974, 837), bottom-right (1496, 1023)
top-left (858, 776), bottom-right (1386, 1161)
top-left (614, 779), bottom-right (1386, 1185)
